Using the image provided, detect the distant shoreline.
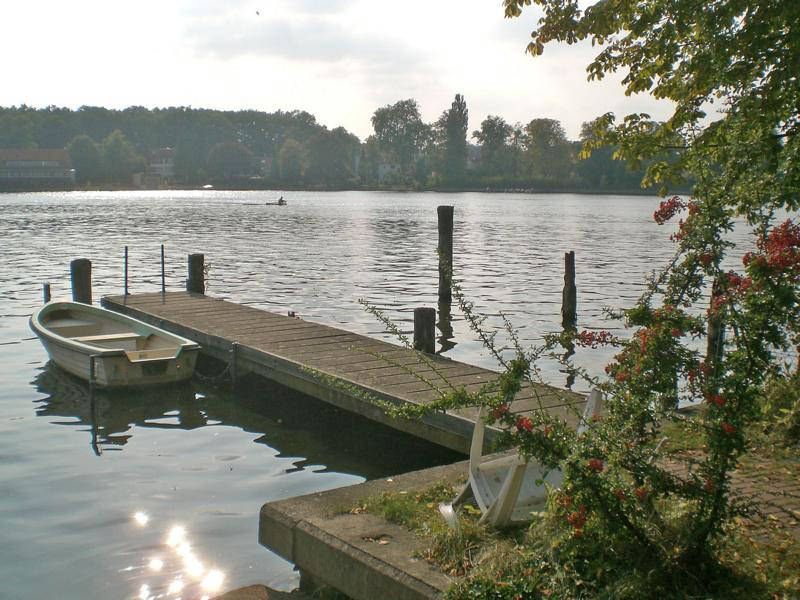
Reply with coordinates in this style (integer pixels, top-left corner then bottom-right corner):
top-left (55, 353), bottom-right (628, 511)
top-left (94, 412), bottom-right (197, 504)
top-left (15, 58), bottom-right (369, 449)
top-left (1, 183), bottom-right (676, 197)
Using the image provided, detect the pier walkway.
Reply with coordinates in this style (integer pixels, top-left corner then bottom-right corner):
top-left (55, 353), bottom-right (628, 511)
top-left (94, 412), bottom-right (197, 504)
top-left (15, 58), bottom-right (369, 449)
top-left (102, 292), bottom-right (585, 454)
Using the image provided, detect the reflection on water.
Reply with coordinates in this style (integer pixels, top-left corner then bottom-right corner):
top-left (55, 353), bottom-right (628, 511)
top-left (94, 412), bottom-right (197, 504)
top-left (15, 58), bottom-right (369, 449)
top-left (32, 363), bottom-right (462, 478)
top-left (128, 517), bottom-right (224, 600)
top-left (33, 366), bottom-right (205, 453)
top-left (437, 300), bottom-right (455, 353)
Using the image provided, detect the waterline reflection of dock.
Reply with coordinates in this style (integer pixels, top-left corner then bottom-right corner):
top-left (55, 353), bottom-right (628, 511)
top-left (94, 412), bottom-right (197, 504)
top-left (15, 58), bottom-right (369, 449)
top-left (103, 292), bottom-right (586, 454)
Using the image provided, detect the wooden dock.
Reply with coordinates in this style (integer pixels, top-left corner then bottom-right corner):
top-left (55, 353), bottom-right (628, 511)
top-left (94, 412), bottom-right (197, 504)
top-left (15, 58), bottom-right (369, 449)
top-left (102, 292), bottom-right (585, 454)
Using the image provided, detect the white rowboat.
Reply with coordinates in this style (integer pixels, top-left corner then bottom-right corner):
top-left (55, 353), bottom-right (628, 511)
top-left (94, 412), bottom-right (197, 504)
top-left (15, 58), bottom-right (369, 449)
top-left (30, 301), bottom-right (200, 387)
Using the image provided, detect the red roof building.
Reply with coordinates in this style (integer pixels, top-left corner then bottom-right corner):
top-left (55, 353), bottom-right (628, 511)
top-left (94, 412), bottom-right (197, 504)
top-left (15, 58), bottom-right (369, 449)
top-left (0, 149), bottom-right (76, 189)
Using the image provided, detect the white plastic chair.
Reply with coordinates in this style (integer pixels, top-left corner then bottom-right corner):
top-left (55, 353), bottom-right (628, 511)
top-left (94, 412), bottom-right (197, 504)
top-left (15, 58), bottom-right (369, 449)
top-left (439, 389), bottom-right (603, 529)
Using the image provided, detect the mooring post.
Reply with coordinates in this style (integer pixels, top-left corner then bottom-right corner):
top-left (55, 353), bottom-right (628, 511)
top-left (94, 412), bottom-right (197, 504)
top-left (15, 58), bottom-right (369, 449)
top-left (160, 244), bottom-right (166, 294)
top-left (706, 277), bottom-right (725, 380)
top-left (124, 246), bottom-right (129, 296)
top-left (43, 283), bottom-right (51, 304)
top-left (561, 251), bottom-right (577, 329)
top-left (187, 253), bottom-right (205, 294)
top-left (70, 258), bottom-right (92, 304)
top-left (413, 307), bottom-right (437, 354)
top-left (437, 205), bottom-right (454, 303)
top-left (88, 354), bottom-right (96, 398)
top-left (230, 341), bottom-right (239, 390)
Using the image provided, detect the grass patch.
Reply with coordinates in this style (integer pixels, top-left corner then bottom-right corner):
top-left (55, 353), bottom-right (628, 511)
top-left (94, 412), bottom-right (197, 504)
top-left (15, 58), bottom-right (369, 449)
top-left (661, 412), bottom-right (707, 454)
top-left (357, 478), bottom-right (800, 599)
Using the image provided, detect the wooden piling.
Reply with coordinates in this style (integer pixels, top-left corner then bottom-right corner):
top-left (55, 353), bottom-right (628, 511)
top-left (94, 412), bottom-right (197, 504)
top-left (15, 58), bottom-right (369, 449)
top-left (561, 251), bottom-right (577, 329)
top-left (187, 253), bottom-right (205, 294)
top-left (88, 354), bottom-right (96, 397)
top-left (70, 258), bottom-right (92, 304)
top-left (413, 307), bottom-right (436, 354)
top-left (437, 205), bottom-right (454, 303)
top-left (706, 277), bottom-right (725, 376)
top-left (43, 283), bottom-right (51, 303)
top-left (124, 246), bottom-right (129, 296)
top-left (160, 244), bottom-right (166, 294)
top-left (231, 341), bottom-right (239, 390)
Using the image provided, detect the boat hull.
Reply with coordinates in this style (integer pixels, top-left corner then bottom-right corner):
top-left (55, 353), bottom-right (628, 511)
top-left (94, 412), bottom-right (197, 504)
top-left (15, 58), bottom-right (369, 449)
top-left (30, 302), bottom-right (200, 388)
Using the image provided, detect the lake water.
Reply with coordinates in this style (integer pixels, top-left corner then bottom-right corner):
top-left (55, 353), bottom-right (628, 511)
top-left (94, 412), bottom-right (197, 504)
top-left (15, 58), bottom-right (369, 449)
top-left (0, 190), bottom-right (753, 599)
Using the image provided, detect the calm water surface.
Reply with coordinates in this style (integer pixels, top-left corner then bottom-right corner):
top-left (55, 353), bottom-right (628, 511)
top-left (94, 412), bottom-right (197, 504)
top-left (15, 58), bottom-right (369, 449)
top-left (0, 190), bottom-right (754, 599)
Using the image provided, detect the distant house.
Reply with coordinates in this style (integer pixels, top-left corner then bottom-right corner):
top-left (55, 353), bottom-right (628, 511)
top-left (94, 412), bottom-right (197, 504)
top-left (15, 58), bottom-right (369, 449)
top-left (148, 148), bottom-right (175, 178)
top-left (0, 149), bottom-right (75, 190)
top-left (136, 147), bottom-right (175, 188)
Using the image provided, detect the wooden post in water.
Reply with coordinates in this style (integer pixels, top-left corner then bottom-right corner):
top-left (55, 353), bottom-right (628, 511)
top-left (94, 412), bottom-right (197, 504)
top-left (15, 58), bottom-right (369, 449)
top-left (230, 341), bottom-right (239, 391)
top-left (124, 246), bottom-right (129, 296)
top-left (706, 277), bottom-right (725, 379)
top-left (414, 307), bottom-right (436, 354)
top-left (88, 354), bottom-right (97, 398)
top-left (70, 258), bottom-right (92, 304)
top-left (438, 205), bottom-right (454, 303)
top-left (561, 251), bottom-right (577, 329)
top-left (187, 253), bottom-right (205, 294)
top-left (42, 283), bottom-right (51, 303)
top-left (160, 244), bottom-right (166, 294)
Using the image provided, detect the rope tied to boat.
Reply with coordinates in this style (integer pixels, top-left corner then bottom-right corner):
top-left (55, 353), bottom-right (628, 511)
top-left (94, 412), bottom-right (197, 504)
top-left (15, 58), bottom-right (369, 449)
top-left (193, 361), bottom-right (231, 384)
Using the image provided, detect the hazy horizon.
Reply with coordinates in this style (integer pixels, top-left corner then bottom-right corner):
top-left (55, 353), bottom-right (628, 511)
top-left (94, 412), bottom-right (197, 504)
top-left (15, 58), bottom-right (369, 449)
top-left (1, 1), bottom-right (674, 142)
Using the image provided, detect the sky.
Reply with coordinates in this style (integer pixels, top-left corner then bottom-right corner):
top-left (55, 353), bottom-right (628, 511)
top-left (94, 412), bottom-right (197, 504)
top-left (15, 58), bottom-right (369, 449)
top-left (0, 0), bottom-right (673, 142)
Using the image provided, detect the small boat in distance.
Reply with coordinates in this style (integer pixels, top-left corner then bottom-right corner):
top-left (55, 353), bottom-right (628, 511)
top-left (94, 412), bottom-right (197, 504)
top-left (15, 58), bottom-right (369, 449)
top-left (30, 302), bottom-right (200, 388)
top-left (265, 195), bottom-right (287, 206)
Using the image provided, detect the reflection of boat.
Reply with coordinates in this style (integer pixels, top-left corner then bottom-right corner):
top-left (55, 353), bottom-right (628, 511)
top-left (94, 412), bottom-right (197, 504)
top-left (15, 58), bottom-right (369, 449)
top-left (30, 301), bottom-right (200, 387)
top-left (31, 362), bottom-right (463, 473)
top-left (32, 364), bottom-right (202, 453)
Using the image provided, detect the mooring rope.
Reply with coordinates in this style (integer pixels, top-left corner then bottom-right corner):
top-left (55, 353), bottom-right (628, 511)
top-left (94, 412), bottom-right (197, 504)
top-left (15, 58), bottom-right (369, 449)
top-left (193, 361), bottom-right (231, 383)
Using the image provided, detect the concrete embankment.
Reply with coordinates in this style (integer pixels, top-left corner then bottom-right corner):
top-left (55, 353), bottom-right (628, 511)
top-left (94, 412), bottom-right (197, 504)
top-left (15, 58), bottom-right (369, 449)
top-left (213, 584), bottom-right (308, 599)
top-left (259, 460), bottom-right (470, 600)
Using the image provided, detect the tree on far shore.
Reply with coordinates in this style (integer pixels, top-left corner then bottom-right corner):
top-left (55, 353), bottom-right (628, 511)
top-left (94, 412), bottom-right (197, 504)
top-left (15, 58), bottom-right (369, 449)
top-left (207, 142), bottom-right (255, 180)
top-left (371, 99), bottom-right (432, 182)
top-left (472, 115), bottom-right (512, 178)
top-left (277, 138), bottom-right (305, 182)
top-left (434, 94), bottom-right (469, 184)
top-left (100, 129), bottom-right (143, 182)
top-left (523, 117), bottom-right (571, 181)
top-left (67, 134), bottom-right (101, 183)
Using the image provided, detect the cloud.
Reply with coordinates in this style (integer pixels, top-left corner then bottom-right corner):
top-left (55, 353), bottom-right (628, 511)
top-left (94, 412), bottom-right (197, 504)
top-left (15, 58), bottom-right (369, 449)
top-left (181, 0), bottom-right (356, 18)
top-left (183, 9), bottom-right (423, 69)
top-left (180, 5), bottom-right (438, 113)
top-left (288, 0), bottom-right (356, 14)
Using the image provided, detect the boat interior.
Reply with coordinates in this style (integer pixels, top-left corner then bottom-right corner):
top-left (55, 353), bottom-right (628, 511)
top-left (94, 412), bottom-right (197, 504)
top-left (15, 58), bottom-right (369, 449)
top-left (44, 309), bottom-right (180, 360)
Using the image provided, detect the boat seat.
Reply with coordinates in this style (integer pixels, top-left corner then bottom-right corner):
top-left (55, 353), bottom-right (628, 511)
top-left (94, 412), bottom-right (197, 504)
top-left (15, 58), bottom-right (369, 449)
top-left (73, 332), bottom-right (144, 343)
top-left (125, 348), bottom-right (177, 361)
top-left (48, 319), bottom-right (101, 338)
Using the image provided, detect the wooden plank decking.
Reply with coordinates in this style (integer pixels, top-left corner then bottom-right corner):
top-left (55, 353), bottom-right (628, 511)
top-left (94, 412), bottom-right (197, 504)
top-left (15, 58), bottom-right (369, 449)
top-left (102, 292), bottom-right (585, 454)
